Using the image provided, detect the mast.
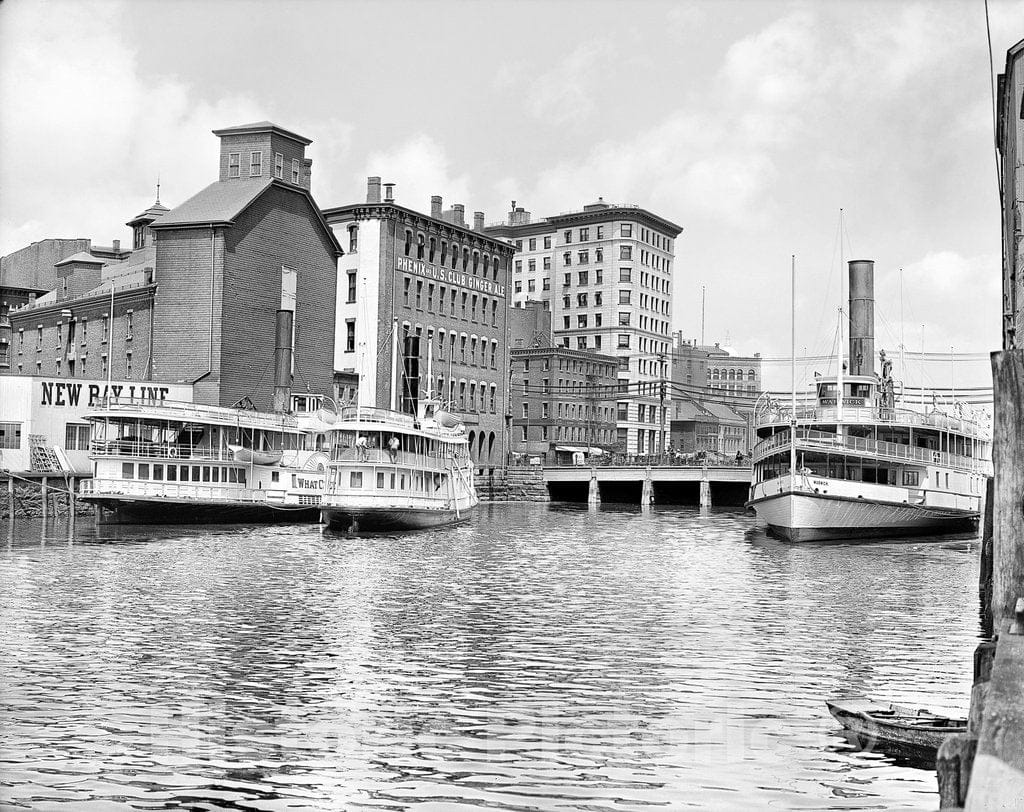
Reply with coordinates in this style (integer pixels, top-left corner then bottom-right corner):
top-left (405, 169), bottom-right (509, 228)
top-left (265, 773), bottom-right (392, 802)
top-left (899, 268), bottom-right (905, 406)
top-left (836, 209), bottom-right (845, 424)
top-left (790, 255), bottom-right (797, 487)
top-left (390, 317), bottom-right (399, 411)
top-left (426, 334), bottom-right (434, 400)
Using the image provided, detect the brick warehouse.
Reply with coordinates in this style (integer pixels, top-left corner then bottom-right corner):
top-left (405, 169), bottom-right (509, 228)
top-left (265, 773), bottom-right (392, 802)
top-left (322, 180), bottom-right (516, 470)
top-left (6, 121), bottom-right (342, 410)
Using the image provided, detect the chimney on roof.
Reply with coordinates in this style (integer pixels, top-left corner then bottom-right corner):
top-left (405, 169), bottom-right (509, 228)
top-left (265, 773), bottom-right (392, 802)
top-left (301, 158), bottom-right (312, 191)
top-left (473, 211), bottom-right (485, 231)
top-left (367, 176), bottom-right (381, 203)
top-left (431, 195), bottom-right (442, 218)
top-left (112, 239), bottom-right (120, 253)
top-left (453, 204), bottom-right (464, 226)
top-left (383, 182), bottom-right (395, 202)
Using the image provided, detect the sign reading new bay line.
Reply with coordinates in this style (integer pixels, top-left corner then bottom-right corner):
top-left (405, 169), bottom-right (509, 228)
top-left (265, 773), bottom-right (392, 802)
top-left (396, 257), bottom-right (506, 297)
top-left (39, 380), bottom-right (172, 408)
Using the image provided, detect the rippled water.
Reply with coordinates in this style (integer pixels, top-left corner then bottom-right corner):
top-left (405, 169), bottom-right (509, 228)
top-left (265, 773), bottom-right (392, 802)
top-left (0, 504), bottom-right (982, 810)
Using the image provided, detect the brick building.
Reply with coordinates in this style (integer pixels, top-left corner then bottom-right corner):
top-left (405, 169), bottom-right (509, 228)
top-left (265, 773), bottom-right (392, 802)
top-left (322, 180), bottom-right (516, 470)
top-left (6, 121), bottom-right (342, 411)
top-left (485, 199), bottom-right (682, 455)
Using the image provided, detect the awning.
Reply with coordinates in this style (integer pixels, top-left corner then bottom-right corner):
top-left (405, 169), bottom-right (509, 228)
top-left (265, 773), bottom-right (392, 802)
top-left (554, 446), bottom-right (604, 455)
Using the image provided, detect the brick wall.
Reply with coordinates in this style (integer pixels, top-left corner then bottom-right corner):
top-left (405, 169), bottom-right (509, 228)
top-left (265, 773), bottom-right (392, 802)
top-left (219, 185), bottom-right (337, 409)
top-left (1, 238), bottom-right (91, 291)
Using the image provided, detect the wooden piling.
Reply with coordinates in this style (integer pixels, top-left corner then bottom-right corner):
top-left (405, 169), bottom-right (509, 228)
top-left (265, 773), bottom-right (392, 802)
top-left (588, 470), bottom-right (600, 506)
top-left (980, 475), bottom-right (995, 638)
top-left (6, 475), bottom-right (13, 520)
top-left (41, 476), bottom-right (48, 521)
top-left (990, 350), bottom-right (1024, 632)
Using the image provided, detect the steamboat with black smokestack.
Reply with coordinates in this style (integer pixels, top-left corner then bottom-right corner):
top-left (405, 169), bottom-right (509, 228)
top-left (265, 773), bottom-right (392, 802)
top-left (80, 309), bottom-right (333, 524)
top-left (746, 260), bottom-right (992, 542)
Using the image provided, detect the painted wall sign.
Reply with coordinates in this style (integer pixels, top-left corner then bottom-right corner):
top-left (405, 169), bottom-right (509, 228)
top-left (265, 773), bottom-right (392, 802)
top-left (396, 256), bottom-right (506, 297)
top-left (39, 381), bottom-right (172, 408)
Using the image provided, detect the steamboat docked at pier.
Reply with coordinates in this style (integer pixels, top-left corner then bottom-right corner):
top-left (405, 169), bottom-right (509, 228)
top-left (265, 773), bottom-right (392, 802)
top-left (746, 260), bottom-right (992, 542)
top-left (80, 310), bottom-right (332, 524)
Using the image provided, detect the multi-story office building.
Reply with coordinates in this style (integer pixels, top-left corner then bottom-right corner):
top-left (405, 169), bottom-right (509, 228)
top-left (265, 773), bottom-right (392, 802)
top-left (322, 180), bottom-right (516, 471)
top-left (485, 199), bottom-right (682, 455)
top-left (998, 37), bottom-right (1024, 349)
top-left (671, 336), bottom-right (762, 451)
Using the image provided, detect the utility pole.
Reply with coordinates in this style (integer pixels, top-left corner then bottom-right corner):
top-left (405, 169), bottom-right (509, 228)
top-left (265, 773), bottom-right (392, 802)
top-left (659, 353), bottom-right (667, 461)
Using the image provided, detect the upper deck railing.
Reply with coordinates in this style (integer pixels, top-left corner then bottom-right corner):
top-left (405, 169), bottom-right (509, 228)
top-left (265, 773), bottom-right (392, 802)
top-left (752, 427), bottom-right (991, 473)
top-left (755, 401), bottom-right (985, 437)
top-left (91, 397), bottom-right (302, 431)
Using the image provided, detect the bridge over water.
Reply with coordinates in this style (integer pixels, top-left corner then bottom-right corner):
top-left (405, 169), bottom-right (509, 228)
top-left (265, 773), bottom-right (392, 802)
top-left (537, 464), bottom-right (753, 506)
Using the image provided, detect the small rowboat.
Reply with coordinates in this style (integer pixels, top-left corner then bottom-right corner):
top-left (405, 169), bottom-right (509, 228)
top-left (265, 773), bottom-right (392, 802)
top-left (228, 445), bottom-right (284, 465)
top-left (826, 696), bottom-right (967, 753)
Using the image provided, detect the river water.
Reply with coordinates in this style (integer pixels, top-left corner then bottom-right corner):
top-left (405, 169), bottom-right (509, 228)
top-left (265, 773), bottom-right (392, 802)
top-left (0, 504), bottom-right (982, 811)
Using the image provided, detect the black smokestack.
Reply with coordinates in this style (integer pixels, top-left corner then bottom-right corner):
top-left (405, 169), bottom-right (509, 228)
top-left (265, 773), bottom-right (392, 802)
top-left (272, 309), bottom-right (294, 412)
top-left (848, 260), bottom-right (875, 376)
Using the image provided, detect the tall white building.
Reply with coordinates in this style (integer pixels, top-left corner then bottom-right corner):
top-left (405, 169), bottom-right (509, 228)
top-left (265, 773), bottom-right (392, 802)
top-left (486, 199), bottom-right (682, 455)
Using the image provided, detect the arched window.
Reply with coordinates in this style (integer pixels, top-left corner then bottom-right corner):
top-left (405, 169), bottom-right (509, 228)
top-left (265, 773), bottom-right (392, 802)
top-left (712, 368), bottom-right (720, 380)
top-left (416, 234), bottom-right (425, 259)
top-left (429, 237), bottom-right (436, 263)
top-left (450, 243), bottom-right (459, 270)
top-left (727, 369), bottom-right (735, 381)
top-left (748, 369), bottom-right (756, 381)
top-left (492, 255), bottom-right (501, 279)
top-left (472, 250), bottom-right (480, 274)
top-left (440, 241), bottom-right (448, 265)
top-left (462, 247), bottom-right (470, 271)
top-left (347, 224), bottom-right (358, 253)
top-left (404, 230), bottom-right (412, 257)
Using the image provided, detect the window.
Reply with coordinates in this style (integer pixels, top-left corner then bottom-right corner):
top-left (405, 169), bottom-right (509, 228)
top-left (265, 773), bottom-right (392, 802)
top-left (595, 313), bottom-right (603, 327)
top-left (564, 230), bottom-right (572, 244)
top-left (36, 326), bottom-right (43, 348)
top-left (563, 252), bottom-right (572, 266)
top-left (621, 223), bottom-right (633, 237)
top-left (527, 259), bottom-right (536, 273)
top-left (346, 320), bottom-right (356, 352)
top-left (618, 334), bottom-right (630, 348)
top-left (515, 240), bottom-right (523, 250)
top-left (102, 316), bottom-right (109, 342)
top-left (292, 158), bottom-right (300, 184)
top-left (274, 152), bottom-right (284, 179)
top-left (81, 319), bottom-right (87, 343)
top-left (348, 224), bottom-right (358, 253)
top-left (0, 422), bottom-right (22, 449)
top-left (515, 260), bottom-right (523, 273)
top-left (522, 403), bottom-right (529, 418)
top-left (250, 151), bottom-right (262, 176)
top-left (347, 272), bottom-right (357, 303)
top-left (126, 312), bottom-right (133, 339)
top-left (543, 256), bottom-right (551, 271)
top-left (620, 246), bottom-right (632, 260)
top-left (903, 470), bottom-right (920, 486)
top-left (595, 292), bottom-right (603, 306)
top-left (350, 471), bottom-right (363, 488)
top-left (418, 235), bottom-right (425, 259)
top-left (596, 248), bottom-right (603, 263)
top-left (578, 270), bottom-right (588, 285)
top-left (228, 152), bottom-right (240, 178)
top-left (562, 295), bottom-right (571, 309)
top-left (403, 277), bottom-right (411, 305)
top-left (428, 283), bottom-right (435, 311)
top-left (528, 238), bottom-right (536, 250)
top-left (563, 316), bottom-right (571, 329)
top-left (429, 237), bottom-right (436, 262)
top-left (597, 226), bottom-right (604, 239)
top-left (577, 336), bottom-right (587, 349)
top-left (619, 268), bottom-right (631, 282)
top-left (125, 351), bottom-right (132, 378)
top-left (416, 280), bottom-right (423, 308)
top-left (577, 315), bottom-right (587, 328)
top-left (577, 293), bottom-right (587, 307)
top-left (580, 227), bottom-right (589, 241)
top-left (619, 290), bottom-right (631, 304)
top-left (542, 278), bottom-right (550, 291)
top-left (563, 272), bottom-right (572, 287)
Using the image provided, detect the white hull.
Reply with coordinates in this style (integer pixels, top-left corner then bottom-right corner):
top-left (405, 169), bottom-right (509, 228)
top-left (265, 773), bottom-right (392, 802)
top-left (748, 489), bottom-right (978, 542)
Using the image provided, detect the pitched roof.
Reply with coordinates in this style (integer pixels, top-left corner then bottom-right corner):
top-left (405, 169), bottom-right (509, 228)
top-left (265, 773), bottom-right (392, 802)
top-left (54, 251), bottom-right (105, 267)
top-left (151, 178), bottom-right (273, 229)
top-left (151, 178), bottom-right (343, 256)
top-left (212, 121), bottom-right (312, 146)
top-left (701, 401), bottom-right (746, 423)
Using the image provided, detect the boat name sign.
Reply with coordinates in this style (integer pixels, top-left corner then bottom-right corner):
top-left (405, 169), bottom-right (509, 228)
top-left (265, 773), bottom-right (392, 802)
top-left (40, 381), bottom-right (172, 408)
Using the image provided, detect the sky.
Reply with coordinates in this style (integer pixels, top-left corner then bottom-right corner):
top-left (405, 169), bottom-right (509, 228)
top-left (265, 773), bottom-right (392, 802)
top-left (1, 0), bottom-right (1021, 394)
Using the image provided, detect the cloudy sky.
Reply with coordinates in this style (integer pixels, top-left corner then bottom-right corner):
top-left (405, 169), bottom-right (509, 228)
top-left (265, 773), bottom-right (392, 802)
top-left (1, 0), bottom-right (1020, 392)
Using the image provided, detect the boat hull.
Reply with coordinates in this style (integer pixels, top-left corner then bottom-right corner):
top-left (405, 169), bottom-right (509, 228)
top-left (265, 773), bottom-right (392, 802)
top-left (85, 495), bottom-right (320, 525)
top-left (826, 698), bottom-right (966, 752)
top-left (322, 504), bottom-right (474, 533)
top-left (748, 490), bottom-right (978, 542)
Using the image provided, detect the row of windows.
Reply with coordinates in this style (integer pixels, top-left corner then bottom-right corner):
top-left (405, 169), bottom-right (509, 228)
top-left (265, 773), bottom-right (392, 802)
top-left (18, 314), bottom-right (133, 350)
top-left (517, 357), bottom-right (616, 375)
top-left (227, 151), bottom-right (297, 183)
top-left (403, 230), bottom-right (504, 280)
top-left (709, 368), bottom-right (758, 381)
top-left (340, 468), bottom-right (446, 494)
top-left (120, 462), bottom-right (248, 484)
top-left (564, 246), bottom-right (633, 264)
top-left (518, 425), bottom-right (615, 444)
top-left (400, 275), bottom-right (500, 326)
top-left (15, 351), bottom-right (133, 379)
top-left (521, 401), bottom-right (616, 422)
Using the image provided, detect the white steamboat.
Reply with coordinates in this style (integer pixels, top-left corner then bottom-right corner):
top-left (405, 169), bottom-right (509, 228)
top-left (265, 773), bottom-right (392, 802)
top-left (746, 259), bottom-right (991, 541)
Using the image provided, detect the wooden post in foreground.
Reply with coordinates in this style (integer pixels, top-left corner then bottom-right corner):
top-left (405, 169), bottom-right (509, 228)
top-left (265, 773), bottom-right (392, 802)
top-left (990, 350), bottom-right (1024, 633)
top-left (40, 477), bottom-right (48, 521)
top-left (7, 475), bottom-right (13, 520)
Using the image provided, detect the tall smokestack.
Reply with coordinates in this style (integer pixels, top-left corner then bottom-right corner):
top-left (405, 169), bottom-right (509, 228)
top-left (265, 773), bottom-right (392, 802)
top-left (848, 260), bottom-right (875, 376)
top-left (272, 309), bottom-right (294, 413)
